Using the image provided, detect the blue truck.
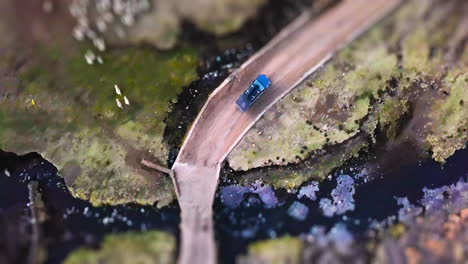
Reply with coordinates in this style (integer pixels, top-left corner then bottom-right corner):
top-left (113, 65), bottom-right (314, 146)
top-left (236, 74), bottom-right (271, 111)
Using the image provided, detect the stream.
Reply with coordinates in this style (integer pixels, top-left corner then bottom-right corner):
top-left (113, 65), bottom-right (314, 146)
top-left (1, 147), bottom-right (466, 263)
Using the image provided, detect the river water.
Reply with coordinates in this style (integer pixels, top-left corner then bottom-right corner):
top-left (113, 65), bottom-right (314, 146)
top-left (1, 147), bottom-right (466, 263)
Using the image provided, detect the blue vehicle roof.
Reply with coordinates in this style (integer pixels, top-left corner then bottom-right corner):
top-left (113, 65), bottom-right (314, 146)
top-left (236, 74), bottom-right (271, 112)
top-left (256, 74), bottom-right (271, 88)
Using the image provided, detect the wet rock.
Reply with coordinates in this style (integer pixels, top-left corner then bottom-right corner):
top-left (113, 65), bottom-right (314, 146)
top-left (306, 224), bottom-right (354, 255)
top-left (287, 201), bottom-right (309, 221)
top-left (319, 175), bottom-right (355, 217)
top-left (219, 181), bottom-right (280, 209)
top-left (395, 197), bottom-right (423, 223)
top-left (220, 185), bottom-right (250, 209)
top-left (255, 183), bottom-right (279, 209)
top-left (298, 181), bottom-right (319, 200)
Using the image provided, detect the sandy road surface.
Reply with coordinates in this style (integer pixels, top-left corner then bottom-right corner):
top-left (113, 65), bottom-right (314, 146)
top-left (172, 0), bottom-right (402, 263)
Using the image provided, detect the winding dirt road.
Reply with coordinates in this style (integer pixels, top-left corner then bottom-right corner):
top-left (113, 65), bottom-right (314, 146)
top-left (172, 0), bottom-right (402, 263)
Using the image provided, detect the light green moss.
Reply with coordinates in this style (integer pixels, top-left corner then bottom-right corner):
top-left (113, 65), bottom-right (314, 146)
top-left (402, 27), bottom-right (433, 74)
top-left (377, 97), bottom-right (410, 139)
top-left (378, 98), bottom-right (409, 127)
top-left (343, 46), bottom-right (398, 97)
top-left (238, 236), bottom-right (304, 264)
top-left (178, 0), bottom-right (267, 35)
top-left (64, 231), bottom-right (176, 264)
top-left (427, 73), bottom-right (468, 162)
top-left (239, 136), bottom-right (368, 189)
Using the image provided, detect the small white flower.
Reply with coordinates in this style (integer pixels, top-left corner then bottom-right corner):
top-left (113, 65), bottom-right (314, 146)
top-left (72, 26), bottom-right (85, 41)
top-left (85, 29), bottom-right (97, 40)
top-left (113, 0), bottom-right (124, 14)
top-left (123, 96), bottom-right (130, 105)
top-left (96, 0), bottom-right (111, 13)
top-left (121, 13), bottom-right (134, 26)
top-left (114, 84), bottom-right (121, 95)
top-left (93, 38), bottom-right (106, 51)
top-left (78, 17), bottom-right (89, 28)
top-left (84, 50), bottom-right (95, 64)
top-left (116, 98), bottom-right (123, 109)
top-left (96, 19), bottom-right (107, 32)
top-left (97, 56), bottom-right (104, 64)
top-left (102, 12), bottom-right (114, 23)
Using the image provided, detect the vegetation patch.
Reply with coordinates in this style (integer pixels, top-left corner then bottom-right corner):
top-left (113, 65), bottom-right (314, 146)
top-left (64, 231), bottom-right (176, 264)
top-left (0, 44), bottom-right (199, 206)
top-left (238, 236), bottom-right (304, 264)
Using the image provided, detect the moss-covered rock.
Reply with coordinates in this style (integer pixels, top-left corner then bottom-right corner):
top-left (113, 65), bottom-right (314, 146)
top-left (237, 135), bottom-right (369, 189)
top-left (238, 236), bottom-right (304, 264)
top-left (75, 0), bottom-right (267, 50)
top-left (227, 22), bottom-right (400, 172)
top-left (426, 72), bottom-right (468, 162)
top-left (64, 231), bottom-right (176, 264)
top-left (0, 44), bottom-right (199, 206)
top-left (228, 0), bottom-right (468, 188)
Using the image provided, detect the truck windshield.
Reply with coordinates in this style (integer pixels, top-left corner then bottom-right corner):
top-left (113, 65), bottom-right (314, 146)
top-left (244, 84), bottom-right (258, 95)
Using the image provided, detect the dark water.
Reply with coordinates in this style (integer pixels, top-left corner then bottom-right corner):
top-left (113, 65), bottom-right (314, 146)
top-left (0, 148), bottom-right (467, 264)
top-left (0, 151), bottom-right (180, 264)
top-left (214, 149), bottom-right (468, 263)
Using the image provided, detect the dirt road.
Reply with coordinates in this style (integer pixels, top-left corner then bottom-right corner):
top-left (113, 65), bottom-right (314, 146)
top-left (172, 0), bottom-right (402, 263)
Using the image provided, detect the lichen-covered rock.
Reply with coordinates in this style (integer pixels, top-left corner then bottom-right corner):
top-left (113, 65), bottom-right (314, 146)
top-left (426, 72), bottom-right (468, 162)
top-left (238, 236), bottom-right (305, 264)
top-left (64, 231), bottom-right (176, 264)
top-left (228, 0), bottom-right (468, 188)
top-left (175, 0), bottom-right (267, 35)
top-left (237, 135), bottom-right (368, 189)
top-left (0, 36), bottom-right (198, 206)
top-left (71, 0), bottom-right (267, 50)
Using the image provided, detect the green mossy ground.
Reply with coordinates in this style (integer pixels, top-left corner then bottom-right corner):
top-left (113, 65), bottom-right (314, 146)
top-left (0, 44), bottom-right (199, 206)
top-left (228, 0), bottom-right (468, 189)
top-left (64, 231), bottom-right (176, 264)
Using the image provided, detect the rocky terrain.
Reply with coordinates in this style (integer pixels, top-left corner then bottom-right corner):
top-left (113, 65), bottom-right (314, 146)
top-left (0, 0), bottom-right (466, 263)
top-left (228, 0), bottom-right (468, 189)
